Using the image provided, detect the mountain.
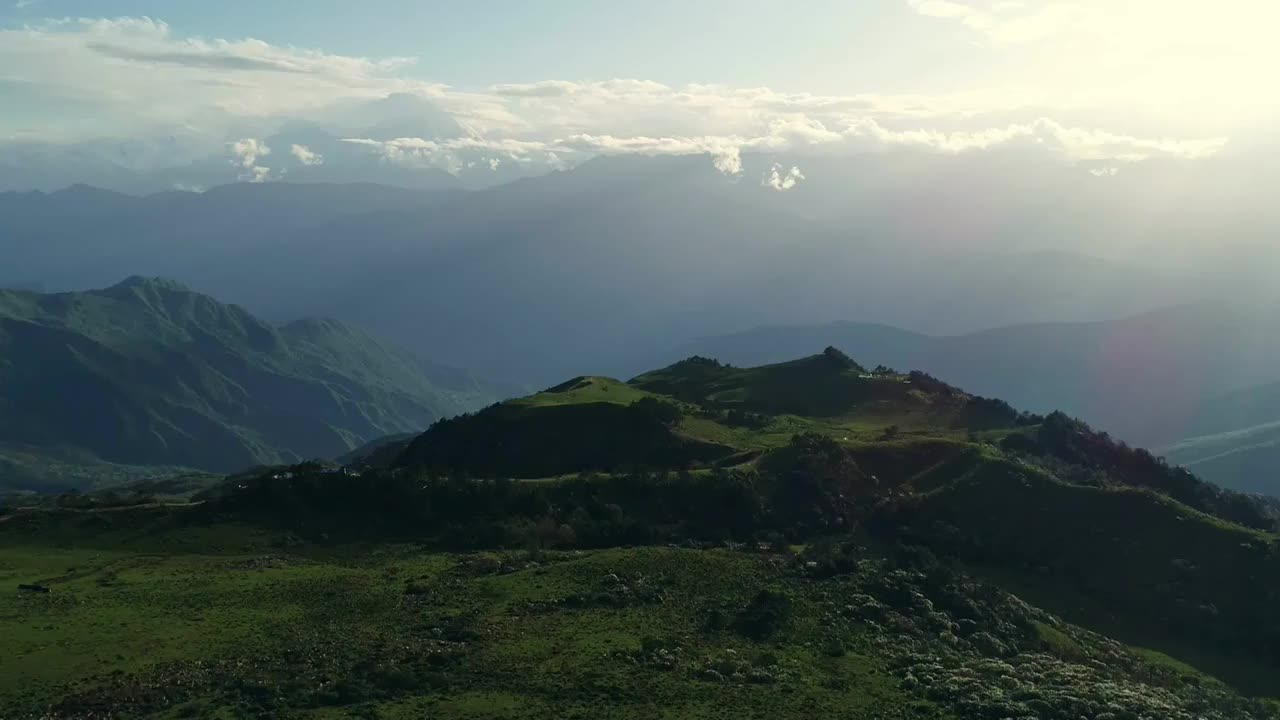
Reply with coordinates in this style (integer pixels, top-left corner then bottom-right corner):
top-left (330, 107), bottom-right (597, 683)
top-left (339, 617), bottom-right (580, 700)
top-left (0, 277), bottom-right (507, 489)
top-left (0, 163), bottom-right (1206, 387)
top-left (393, 348), bottom-right (1269, 527)
top-left (1161, 380), bottom-right (1280, 493)
top-left (4, 350), bottom-right (1276, 718)
top-left (673, 305), bottom-right (1280, 452)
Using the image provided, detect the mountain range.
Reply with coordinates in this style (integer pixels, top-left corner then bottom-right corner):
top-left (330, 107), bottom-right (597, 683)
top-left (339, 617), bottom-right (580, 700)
top-left (0, 160), bottom-right (1235, 388)
top-left (0, 277), bottom-right (509, 491)
top-left (1163, 381), bottom-right (1280, 494)
top-left (5, 161), bottom-right (1280, 493)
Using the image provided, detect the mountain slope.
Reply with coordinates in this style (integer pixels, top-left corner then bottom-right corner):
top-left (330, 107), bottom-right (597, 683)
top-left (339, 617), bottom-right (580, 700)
top-left (220, 351), bottom-right (1280, 698)
top-left (0, 277), bottom-right (505, 486)
top-left (674, 305), bottom-right (1280, 451)
top-left (3, 350), bottom-right (1279, 717)
top-left (393, 352), bottom-right (1280, 684)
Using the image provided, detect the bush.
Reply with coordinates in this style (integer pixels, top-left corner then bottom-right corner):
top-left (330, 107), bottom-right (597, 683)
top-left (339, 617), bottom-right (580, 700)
top-left (734, 589), bottom-right (794, 640)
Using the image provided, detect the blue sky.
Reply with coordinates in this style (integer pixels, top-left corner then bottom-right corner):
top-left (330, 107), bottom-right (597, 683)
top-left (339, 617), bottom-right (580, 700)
top-left (2, 0), bottom-right (970, 93)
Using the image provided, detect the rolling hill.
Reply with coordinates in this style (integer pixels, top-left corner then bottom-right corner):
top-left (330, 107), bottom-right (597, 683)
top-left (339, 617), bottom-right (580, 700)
top-left (672, 305), bottom-right (1280, 453)
top-left (0, 277), bottom-right (509, 489)
top-left (3, 349), bottom-right (1278, 718)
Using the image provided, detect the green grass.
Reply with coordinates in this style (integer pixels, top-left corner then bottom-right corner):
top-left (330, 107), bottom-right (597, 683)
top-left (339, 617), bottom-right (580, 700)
top-left (424, 353), bottom-right (1023, 480)
top-left (6, 350), bottom-right (1280, 717)
top-left (7, 526), bottom-right (1272, 719)
top-left (518, 376), bottom-right (655, 408)
top-left (910, 459), bottom-right (1280, 695)
top-left (3, 492), bottom-right (1277, 719)
top-left (0, 538), bottom-right (956, 719)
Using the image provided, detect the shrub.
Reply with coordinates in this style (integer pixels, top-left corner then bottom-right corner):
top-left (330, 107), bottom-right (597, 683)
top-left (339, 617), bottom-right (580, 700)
top-left (734, 589), bottom-right (794, 640)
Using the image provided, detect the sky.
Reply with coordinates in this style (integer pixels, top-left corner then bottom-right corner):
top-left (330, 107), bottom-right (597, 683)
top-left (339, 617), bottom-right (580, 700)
top-left (1, 0), bottom-right (1277, 177)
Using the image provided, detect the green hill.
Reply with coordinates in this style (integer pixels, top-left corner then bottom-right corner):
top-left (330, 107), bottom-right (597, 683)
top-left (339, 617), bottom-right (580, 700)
top-left (0, 277), bottom-right (506, 489)
top-left (2, 350), bottom-right (1278, 718)
top-left (396, 350), bottom-right (1033, 479)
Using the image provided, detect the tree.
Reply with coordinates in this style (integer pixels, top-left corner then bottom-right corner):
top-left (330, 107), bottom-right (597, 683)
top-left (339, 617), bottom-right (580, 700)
top-left (628, 397), bottom-right (683, 428)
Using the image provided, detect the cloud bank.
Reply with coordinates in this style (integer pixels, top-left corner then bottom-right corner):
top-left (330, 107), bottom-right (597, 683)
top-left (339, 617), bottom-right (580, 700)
top-left (0, 14), bottom-right (1235, 183)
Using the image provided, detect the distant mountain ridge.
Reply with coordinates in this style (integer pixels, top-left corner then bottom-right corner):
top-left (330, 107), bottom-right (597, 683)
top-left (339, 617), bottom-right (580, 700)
top-left (1161, 379), bottom-right (1280, 493)
top-left (0, 277), bottom-right (508, 489)
top-left (674, 305), bottom-right (1280, 453)
top-left (0, 171), bottom-right (1200, 387)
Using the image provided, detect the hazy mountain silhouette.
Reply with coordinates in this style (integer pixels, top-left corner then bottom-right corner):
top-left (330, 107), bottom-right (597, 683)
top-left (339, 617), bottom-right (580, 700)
top-left (0, 277), bottom-right (509, 486)
top-left (0, 156), bottom-right (1208, 388)
top-left (675, 304), bottom-right (1280, 452)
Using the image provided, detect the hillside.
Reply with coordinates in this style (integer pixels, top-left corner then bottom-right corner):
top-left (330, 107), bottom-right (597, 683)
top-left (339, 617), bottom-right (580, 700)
top-left (673, 306), bottom-right (1280, 453)
top-left (0, 277), bottom-right (506, 489)
top-left (2, 350), bottom-right (1278, 718)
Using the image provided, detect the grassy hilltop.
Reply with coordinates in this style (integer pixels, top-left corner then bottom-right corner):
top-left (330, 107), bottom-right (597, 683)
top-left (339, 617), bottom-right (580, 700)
top-left (2, 349), bottom-right (1279, 719)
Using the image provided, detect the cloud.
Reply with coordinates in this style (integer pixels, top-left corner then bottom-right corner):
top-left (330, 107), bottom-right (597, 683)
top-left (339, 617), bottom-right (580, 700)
top-left (0, 15), bottom-right (1236, 179)
top-left (0, 18), bottom-right (426, 138)
top-left (908, 0), bottom-right (977, 19)
top-left (339, 112), bottom-right (1225, 182)
top-left (229, 138), bottom-right (269, 168)
top-left (1089, 166), bottom-right (1119, 177)
top-left (76, 18), bottom-right (414, 76)
top-left (555, 134), bottom-right (746, 175)
top-left (906, 1), bottom-right (1093, 45)
top-left (228, 138), bottom-right (273, 182)
top-left (290, 143), bottom-right (323, 166)
top-left (762, 164), bottom-right (805, 191)
top-left (489, 81), bottom-right (580, 98)
top-left (14, 0), bottom-right (44, 9)
top-left (341, 136), bottom-right (561, 176)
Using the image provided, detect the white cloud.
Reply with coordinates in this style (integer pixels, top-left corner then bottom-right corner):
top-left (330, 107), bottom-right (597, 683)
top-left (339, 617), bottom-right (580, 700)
top-left (339, 113), bottom-right (1225, 182)
top-left (290, 143), bottom-right (323, 166)
top-left (908, 0), bottom-right (977, 19)
top-left (0, 15), bottom-right (1237, 178)
top-left (229, 138), bottom-right (269, 168)
top-left (14, 0), bottom-right (44, 9)
top-left (555, 134), bottom-right (746, 175)
top-left (762, 164), bottom-right (805, 191)
top-left (907, 1), bottom-right (1096, 45)
top-left (1089, 166), bottom-right (1119, 177)
top-left (228, 138), bottom-right (273, 182)
top-left (0, 17), bottom-right (428, 139)
top-left (341, 136), bottom-right (560, 176)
